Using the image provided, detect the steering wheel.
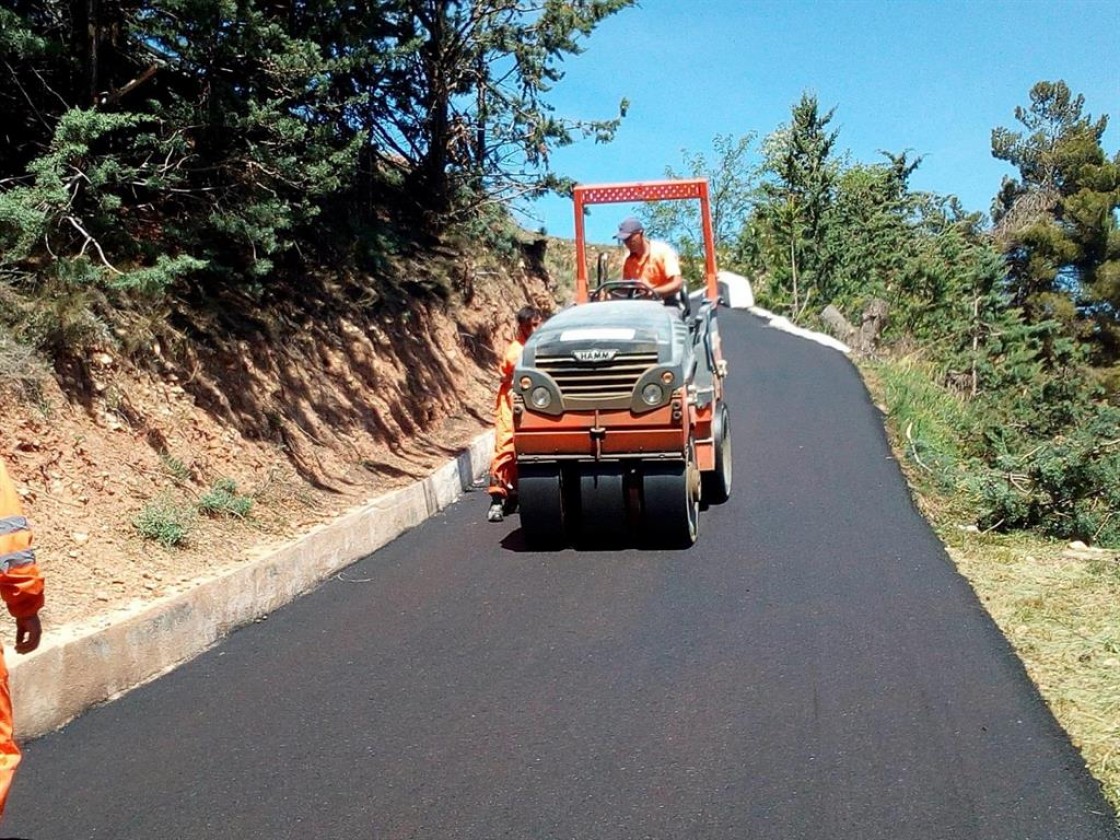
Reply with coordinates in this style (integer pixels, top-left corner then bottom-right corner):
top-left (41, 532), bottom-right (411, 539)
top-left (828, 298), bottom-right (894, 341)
top-left (590, 280), bottom-right (659, 302)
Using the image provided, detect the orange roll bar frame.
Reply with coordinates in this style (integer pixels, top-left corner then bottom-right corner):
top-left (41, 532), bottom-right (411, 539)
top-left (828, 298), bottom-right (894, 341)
top-left (572, 179), bottom-right (719, 304)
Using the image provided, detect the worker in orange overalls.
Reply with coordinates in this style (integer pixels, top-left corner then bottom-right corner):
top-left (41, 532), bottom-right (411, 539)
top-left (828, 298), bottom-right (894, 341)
top-left (487, 305), bottom-right (543, 522)
top-left (0, 458), bottom-right (44, 819)
top-left (616, 216), bottom-right (686, 311)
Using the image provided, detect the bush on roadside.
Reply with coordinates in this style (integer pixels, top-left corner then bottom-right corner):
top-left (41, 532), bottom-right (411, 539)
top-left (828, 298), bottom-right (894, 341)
top-left (971, 405), bottom-right (1120, 546)
top-left (133, 495), bottom-right (195, 548)
top-left (197, 478), bottom-right (253, 519)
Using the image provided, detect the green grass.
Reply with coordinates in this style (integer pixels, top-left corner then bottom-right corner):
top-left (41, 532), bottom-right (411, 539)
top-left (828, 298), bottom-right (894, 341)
top-left (197, 477), bottom-right (254, 519)
top-left (159, 453), bottom-right (191, 482)
top-left (866, 358), bottom-right (975, 499)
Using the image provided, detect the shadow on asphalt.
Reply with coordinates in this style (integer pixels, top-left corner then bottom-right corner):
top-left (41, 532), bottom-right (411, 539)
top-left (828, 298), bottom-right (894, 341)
top-left (500, 526), bottom-right (695, 554)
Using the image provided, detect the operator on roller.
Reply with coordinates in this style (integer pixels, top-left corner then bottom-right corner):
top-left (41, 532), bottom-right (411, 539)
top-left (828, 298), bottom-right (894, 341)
top-left (615, 216), bottom-right (686, 312)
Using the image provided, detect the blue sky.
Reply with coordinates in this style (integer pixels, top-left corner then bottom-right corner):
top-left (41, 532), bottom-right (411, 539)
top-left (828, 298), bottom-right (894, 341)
top-left (517, 0), bottom-right (1118, 244)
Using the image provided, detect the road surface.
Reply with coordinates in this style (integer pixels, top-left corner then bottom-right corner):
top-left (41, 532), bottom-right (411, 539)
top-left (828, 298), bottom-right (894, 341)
top-left (5, 310), bottom-right (1117, 839)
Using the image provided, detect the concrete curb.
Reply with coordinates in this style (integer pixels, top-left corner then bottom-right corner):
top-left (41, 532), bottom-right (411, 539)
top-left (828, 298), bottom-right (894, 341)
top-left (7, 431), bottom-right (495, 740)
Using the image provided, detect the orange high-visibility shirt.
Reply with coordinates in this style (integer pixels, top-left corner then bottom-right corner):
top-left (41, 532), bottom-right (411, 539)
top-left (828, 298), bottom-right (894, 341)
top-left (0, 461), bottom-right (44, 620)
top-left (488, 337), bottom-right (526, 495)
top-left (622, 240), bottom-right (681, 292)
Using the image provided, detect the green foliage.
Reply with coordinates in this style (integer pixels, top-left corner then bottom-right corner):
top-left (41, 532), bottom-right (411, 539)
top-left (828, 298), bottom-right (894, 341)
top-left (755, 93), bottom-right (840, 318)
top-left (375, 0), bottom-right (634, 226)
top-left (13, 277), bottom-right (112, 355)
top-left (991, 81), bottom-right (1108, 196)
top-left (639, 133), bottom-right (760, 281)
top-left (111, 255), bottom-right (211, 295)
top-left (874, 353), bottom-right (1120, 549)
top-left (972, 404), bottom-right (1120, 546)
top-left (0, 8), bottom-right (45, 57)
top-left (824, 155), bottom-right (919, 311)
top-left (872, 360), bottom-right (973, 494)
top-left (991, 80), bottom-right (1120, 373)
top-left (0, 106), bottom-right (212, 295)
top-left (729, 81), bottom-right (1120, 549)
top-left (198, 478), bottom-right (254, 519)
top-left (133, 495), bottom-right (196, 548)
top-left (1, 0), bottom-right (633, 299)
top-left (0, 109), bottom-right (137, 262)
top-left (159, 454), bottom-right (191, 483)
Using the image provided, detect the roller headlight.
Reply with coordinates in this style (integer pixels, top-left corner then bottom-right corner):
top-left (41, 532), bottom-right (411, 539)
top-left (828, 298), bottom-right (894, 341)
top-left (641, 382), bottom-right (664, 406)
top-left (530, 386), bottom-right (553, 409)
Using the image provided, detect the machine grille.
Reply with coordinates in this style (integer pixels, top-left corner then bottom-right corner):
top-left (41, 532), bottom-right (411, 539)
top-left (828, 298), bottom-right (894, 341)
top-left (535, 351), bottom-right (659, 400)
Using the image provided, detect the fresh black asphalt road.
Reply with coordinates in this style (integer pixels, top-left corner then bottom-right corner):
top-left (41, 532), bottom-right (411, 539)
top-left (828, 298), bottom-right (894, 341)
top-left (5, 310), bottom-right (1118, 839)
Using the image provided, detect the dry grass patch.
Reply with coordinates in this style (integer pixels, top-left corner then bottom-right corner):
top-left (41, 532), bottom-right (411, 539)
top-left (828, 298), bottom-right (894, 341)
top-left (0, 336), bottom-right (51, 404)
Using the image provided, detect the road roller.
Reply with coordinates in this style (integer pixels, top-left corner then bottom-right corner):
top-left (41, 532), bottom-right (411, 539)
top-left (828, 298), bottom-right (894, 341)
top-left (511, 179), bottom-right (732, 548)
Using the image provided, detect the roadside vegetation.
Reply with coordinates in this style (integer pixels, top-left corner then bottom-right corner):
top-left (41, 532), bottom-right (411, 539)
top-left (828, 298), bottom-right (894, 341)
top-left (2, 0), bottom-right (1117, 819)
top-left (647, 83), bottom-right (1118, 813)
top-left (1, 0), bottom-right (632, 394)
top-left (648, 83), bottom-right (1118, 551)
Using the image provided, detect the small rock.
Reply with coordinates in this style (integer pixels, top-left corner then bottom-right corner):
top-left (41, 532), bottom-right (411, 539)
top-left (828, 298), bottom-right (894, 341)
top-left (1068, 540), bottom-right (1088, 550)
top-left (72, 532), bottom-right (89, 544)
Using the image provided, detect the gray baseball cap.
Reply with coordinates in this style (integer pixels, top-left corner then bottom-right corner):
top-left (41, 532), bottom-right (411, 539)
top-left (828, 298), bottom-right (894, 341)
top-left (614, 216), bottom-right (644, 240)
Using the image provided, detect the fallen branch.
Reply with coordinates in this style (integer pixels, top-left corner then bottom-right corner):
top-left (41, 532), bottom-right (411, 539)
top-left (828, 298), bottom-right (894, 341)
top-left (64, 216), bottom-right (123, 275)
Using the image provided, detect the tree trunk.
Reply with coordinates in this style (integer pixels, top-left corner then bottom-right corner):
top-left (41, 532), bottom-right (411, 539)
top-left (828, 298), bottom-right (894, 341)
top-left (418, 2), bottom-right (451, 223)
top-left (789, 237), bottom-right (800, 318)
top-left (72, 0), bottom-right (99, 106)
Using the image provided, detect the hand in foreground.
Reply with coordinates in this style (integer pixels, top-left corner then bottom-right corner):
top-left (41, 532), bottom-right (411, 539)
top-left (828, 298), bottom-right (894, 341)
top-left (15, 614), bottom-right (41, 654)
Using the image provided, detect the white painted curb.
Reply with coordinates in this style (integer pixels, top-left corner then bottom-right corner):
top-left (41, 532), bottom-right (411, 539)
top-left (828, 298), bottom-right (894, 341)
top-left (7, 431), bottom-right (495, 739)
top-left (749, 306), bottom-right (852, 354)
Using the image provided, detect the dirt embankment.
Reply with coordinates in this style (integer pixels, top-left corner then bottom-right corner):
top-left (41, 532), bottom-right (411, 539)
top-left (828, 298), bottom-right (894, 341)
top-left (1, 249), bottom-right (557, 635)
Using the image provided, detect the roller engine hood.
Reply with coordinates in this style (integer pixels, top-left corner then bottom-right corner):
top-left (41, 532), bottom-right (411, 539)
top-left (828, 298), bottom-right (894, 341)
top-left (521, 300), bottom-right (689, 367)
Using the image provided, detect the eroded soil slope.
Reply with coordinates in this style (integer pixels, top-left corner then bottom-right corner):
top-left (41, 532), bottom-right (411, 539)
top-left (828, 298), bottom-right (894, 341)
top-left (1, 254), bottom-right (556, 637)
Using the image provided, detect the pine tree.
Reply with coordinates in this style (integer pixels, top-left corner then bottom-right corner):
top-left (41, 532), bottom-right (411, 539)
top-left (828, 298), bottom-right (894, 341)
top-left (991, 80), bottom-right (1120, 374)
top-left (755, 93), bottom-right (839, 318)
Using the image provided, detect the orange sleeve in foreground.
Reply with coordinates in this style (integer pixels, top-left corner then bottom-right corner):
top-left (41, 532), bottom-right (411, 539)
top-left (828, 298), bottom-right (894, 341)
top-left (0, 564), bottom-right (44, 620)
top-left (0, 462), bottom-right (44, 618)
